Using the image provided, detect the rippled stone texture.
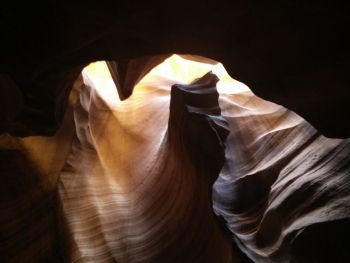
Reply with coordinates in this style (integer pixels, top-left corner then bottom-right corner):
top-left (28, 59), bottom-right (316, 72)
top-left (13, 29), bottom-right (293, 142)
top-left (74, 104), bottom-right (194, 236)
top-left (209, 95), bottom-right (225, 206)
top-left (0, 55), bottom-right (349, 262)
top-left (59, 61), bottom-right (235, 262)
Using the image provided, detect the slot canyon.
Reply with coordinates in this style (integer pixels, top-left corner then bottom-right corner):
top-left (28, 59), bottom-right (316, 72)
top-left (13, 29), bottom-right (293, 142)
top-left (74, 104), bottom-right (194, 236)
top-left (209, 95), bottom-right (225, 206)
top-left (1, 1), bottom-right (350, 262)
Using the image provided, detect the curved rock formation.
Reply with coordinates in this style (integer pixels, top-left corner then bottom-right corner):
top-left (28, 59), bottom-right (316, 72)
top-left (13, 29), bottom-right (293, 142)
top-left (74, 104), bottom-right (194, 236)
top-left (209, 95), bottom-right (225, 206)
top-left (0, 55), bottom-right (349, 262)
top-left (59, 68), bottom-right (235, 262)
top-left (61, 55), bottom-right (350, 262)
